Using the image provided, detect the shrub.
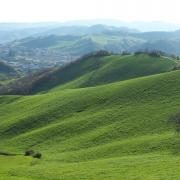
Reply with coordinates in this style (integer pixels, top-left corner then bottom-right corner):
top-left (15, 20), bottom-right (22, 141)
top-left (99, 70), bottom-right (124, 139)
top-left (24, 150), bottom-right (35, 156)
top-left (24, 150), bottom-right (42, 159)
top-left (81, 50), bottom-right (112, 59)
top-left (33, 152), bottom-right (42, 159)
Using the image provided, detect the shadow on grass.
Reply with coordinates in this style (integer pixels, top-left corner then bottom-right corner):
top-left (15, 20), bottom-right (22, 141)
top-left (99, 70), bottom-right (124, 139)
top-left (0, 151), bottom-right (17, 156)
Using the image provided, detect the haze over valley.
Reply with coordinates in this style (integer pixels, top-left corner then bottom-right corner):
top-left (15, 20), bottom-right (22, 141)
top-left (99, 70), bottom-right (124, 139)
top-left (1, 22), bottom-right (180, 73)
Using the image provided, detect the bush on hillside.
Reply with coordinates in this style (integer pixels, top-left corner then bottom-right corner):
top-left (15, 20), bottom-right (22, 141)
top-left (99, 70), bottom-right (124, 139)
top-left (82, 50), bottom-right (112, 59)
top-left (24, 150), bottom-right (35, 156)
top-left (24, 150), bottom-right (42, 159)
top-left (33, 152), bottom-right (42, 159)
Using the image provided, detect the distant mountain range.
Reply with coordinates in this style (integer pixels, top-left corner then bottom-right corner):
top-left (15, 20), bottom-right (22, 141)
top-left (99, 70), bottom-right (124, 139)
top-left (1, 23), bottom-right (180, 73)
top-left (0, 20), bottom-right (180, 43)
top-left (55, 20), bottom-right (180, 32)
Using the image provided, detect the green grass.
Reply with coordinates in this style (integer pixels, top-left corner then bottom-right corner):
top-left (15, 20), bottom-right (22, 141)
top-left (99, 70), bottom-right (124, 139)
top-left (52, 54), bottom-right (177, 91)
top-left (43, 54), bottom-right (178, 93)
top-left (0, 154), bottom-right (180, 180)
top-left (0, 58), bottom-right (179, 179)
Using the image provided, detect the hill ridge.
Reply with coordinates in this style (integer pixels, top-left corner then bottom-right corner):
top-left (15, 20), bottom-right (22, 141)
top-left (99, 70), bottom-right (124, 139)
top-left (0, 53), bottom-right (178, 95)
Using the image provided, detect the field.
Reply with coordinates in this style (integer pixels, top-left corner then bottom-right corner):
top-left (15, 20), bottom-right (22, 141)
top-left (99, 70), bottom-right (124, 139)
top-left (0, 54), bottom-right (179, 179)
top-left (0, 154), bottom-right (180, 179)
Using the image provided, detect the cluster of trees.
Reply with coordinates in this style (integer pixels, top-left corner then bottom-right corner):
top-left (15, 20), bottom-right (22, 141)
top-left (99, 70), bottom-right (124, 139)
top-left (82, 50), bottom-right (112, 59)
top-left (121, 50), bottom-right (167, 57)
top-left (134, 49), bottom-right (180, 60)
top-left (134, 50), bottom-right (163, 57)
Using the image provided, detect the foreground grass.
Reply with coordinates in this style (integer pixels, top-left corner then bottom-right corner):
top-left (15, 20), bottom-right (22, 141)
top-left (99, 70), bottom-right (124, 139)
top-left (0, 154), bottom-right (180, 180)
top-left (0, 155), bottom-right (32, 180)
top-left (0, 70), bottom-right (179, 179)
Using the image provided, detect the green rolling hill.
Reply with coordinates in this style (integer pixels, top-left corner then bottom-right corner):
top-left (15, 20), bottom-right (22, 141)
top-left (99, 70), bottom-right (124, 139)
top-left (0, 53), bottom-right (178, 95)
top-left (0, 53), bottom-right (180, 179)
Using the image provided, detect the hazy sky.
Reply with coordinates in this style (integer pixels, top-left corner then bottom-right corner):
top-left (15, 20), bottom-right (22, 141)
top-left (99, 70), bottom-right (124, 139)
top-left (0, 0), bottom-right (180, 23)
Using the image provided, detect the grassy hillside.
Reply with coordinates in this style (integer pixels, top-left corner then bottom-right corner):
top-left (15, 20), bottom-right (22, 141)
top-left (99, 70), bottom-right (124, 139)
top-left (0, 68), bottom-right (180, 179)
top-left (0, 53), bottom-right (177, 95)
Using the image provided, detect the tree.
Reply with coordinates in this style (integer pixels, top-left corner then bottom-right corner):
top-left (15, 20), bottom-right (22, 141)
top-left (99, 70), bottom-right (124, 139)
top-left (93, 50), bottom-right (111, 57)
top-left (24, 150), bottom-right (42, 159)
top-left (33, 152), bottom-right (42, 159)
top-left (24, 150), bottom-right (34, 156)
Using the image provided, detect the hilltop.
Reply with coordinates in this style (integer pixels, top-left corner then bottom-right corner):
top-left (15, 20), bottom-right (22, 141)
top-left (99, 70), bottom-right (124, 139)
top-left (0, 53), bottom-right (178, 95)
